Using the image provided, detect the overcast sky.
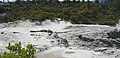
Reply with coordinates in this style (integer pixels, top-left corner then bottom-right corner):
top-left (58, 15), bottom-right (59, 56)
top-left (0, 0), bottom-right (94, 2)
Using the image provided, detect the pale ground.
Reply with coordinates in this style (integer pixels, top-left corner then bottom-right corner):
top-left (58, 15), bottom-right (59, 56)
top-left (35, 47), bottom-right (118, 58)
top-left (0, 20), bottom-right (120, 58)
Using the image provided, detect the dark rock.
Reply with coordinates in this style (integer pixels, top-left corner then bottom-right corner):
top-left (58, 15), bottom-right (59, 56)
top-left (13, 32), bottom-right (19, 33)
top-left (107, 30), bottom-right (120, 39)
top-left (1, 32), bottom-right (4, 34)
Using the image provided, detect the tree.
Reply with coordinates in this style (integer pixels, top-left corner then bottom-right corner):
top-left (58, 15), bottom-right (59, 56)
top-left (111, 0), bottom-right (120, 14)
top-left (50, 0), bottom-right (59, 3)
top-left (49, 0), bottom-right (53, 2)
top-left (77, 0), bottom-right (80, 3)
top-left (87, 0), bottom-right (90, 3)
top-left (32, 0), bottom-right (35, 3)
top-left (73, 0), bottom-right (76, 3)
top-left (27, 0), bottom-right (30, 3)
top-left (64, 0), bottom-right (70, 3)
top-left (95, 0), bottom-right (99, 3)
top-left (16, 0), bottom-right (21, 4)
top-left (56, 0), bottom-right (59, 3)
top-left (0, 4), bottom-right (5, 13)
top-left (82, 0), bottom-right (85, 3)
top-left (4, 0), bottom-right (118, 25)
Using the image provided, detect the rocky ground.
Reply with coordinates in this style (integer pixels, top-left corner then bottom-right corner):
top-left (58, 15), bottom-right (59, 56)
top-left (0, 20), bottom-right (120, 58)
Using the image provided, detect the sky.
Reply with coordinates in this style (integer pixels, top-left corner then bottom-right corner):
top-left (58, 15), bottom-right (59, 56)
top-left (0, 0), bottom-right (94, 2)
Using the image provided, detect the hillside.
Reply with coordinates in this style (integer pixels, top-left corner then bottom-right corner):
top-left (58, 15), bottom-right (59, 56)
top-left (1, 0), bottom-right (120, 25)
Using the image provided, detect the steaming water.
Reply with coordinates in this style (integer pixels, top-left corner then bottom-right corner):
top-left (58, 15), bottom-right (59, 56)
top-left (0, 20), bottom-right (72, 50)
top-left (0, 19), bottom-right (119, 58)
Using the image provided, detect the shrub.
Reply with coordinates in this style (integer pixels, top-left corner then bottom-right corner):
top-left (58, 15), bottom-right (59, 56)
top-left (0, 42), bottom-right (36, 58)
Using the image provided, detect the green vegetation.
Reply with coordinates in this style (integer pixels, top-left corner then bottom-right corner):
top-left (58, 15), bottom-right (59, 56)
top-left (2, 0), bottom-right (120, 25)
top-left (0, 42), bottom-right (36, 58)
top-left (0, 4), bottom-right (5, 13)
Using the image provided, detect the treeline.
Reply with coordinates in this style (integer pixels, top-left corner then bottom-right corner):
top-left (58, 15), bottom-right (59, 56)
top-left (2, 0), bottom-right (120, 25)
top-left (14, 0), bottom-right (109, 4)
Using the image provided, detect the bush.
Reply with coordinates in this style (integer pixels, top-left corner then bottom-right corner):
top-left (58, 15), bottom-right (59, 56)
top-left (0, 42), bottom-right (36, 58)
